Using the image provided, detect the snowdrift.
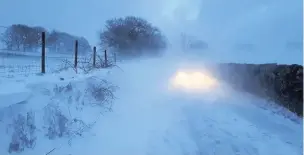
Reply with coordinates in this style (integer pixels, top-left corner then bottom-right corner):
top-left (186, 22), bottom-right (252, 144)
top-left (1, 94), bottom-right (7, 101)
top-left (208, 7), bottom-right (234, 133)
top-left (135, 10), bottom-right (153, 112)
top-left (0, 82), bottom-right (31, 109)
top-left (0, 70), bottom-right (117, 154)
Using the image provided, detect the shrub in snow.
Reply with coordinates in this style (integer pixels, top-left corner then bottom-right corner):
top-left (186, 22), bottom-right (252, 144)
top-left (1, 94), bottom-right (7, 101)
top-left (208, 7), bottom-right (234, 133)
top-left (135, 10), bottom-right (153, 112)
top-left (8, 111), bottom-right (36, 153)
top-left (54, 54), bottom-right (116, 74)
top-left (43, 103), bottom-right (69, 139)
top-left (43, 78), bottom-right (117, 144)
top-left (43, 83), bottom-right (74, 139)
top-left (84, 77), bottom-right (117, 110)
top-left (94, 54), bottom-right (116, 69)
top-left (43, 102), bottom-right (99, 145)
top-left (53, 82), bottom-right (73, 95)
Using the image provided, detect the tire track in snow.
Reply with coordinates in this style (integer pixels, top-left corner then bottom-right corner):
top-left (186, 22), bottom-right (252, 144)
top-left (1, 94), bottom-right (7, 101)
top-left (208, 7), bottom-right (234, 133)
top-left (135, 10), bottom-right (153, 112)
top-left (182, 95), bottom-right (302, 155)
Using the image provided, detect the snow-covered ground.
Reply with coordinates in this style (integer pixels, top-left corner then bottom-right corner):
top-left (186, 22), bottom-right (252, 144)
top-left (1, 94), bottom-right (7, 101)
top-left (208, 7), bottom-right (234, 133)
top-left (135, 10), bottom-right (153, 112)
top-left (0, 57), bottom-right (302, 155)
top-left (0, 52), bottom-right (69, 77)
top-left (0, 0), bottom-right (302, 153)
top-left (0, 51), bottom-right (101, 77)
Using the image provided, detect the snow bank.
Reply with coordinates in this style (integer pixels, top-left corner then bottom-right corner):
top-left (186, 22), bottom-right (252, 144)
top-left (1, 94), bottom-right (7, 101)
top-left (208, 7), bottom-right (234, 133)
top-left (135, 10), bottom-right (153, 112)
top-left (0, 68), bottom-right (117, 154)
top-left (0, 81), bottom-right (30, 109)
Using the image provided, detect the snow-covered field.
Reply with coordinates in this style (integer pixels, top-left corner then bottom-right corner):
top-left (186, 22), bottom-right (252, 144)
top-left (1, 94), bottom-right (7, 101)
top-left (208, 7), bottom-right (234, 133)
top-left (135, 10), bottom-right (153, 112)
top-left (0, 51), bottom-right (99, 77)
top-left (0, 56), bottom-right (302, 155)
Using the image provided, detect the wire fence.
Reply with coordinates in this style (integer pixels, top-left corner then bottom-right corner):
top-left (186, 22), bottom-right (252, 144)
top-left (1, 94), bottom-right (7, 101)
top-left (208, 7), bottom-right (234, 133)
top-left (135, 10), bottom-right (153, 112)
top-left (0, 64), bottom-right (40, 78)
top-left (0, 27), bottom-right (114, 78)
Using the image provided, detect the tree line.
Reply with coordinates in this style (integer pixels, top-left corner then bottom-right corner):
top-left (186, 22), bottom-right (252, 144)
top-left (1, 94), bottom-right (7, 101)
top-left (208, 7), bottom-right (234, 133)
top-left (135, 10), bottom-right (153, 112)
top-left (0, 16), bottom-right (207, 57)
top-left (98, 16), bottom-right (208, 57)
top-left (0, 24), bottom-right (91, 53)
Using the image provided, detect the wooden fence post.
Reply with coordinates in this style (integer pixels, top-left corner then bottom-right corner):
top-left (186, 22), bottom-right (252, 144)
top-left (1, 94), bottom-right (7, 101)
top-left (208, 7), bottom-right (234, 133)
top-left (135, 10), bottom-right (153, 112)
top-left (93, 46), bottom-right (96, 67)
top-left (104, 49), bottom-right (107, 67)
top-left (41, 32), bottom-right (46, 73)
top-left (74, 40), bottom-right (78, 68)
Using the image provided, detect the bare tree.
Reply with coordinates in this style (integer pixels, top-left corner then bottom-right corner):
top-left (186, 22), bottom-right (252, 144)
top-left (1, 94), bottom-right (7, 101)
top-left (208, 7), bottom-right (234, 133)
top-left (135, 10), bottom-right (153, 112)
top-left (0, 27), bottom-right (14, 50)
top-left (0, 24), bottom-right (43, 51)
top-left (0, 25), bottom-right (24, 50)
top-left (99, 16), bottom-right (167, 57)
top-left (24, 26), bottom-right (46, 51)
top-left (46, 30), bottom-right (91, 53)
top-left (0, 24), bottom-right (91, 53)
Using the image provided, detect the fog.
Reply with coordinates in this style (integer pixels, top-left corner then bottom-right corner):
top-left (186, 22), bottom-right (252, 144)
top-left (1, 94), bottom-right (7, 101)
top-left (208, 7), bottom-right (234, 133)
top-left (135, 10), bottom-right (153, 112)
top-left (0, 0), bottom-right (302, 64)
top-left (0, 1), bottom-right (302, 154)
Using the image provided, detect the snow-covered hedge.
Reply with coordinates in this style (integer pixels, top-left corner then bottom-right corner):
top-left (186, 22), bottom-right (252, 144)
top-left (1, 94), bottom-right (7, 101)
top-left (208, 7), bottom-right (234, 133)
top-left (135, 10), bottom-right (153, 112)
top-left (214, 63), bottom-right (303, 116)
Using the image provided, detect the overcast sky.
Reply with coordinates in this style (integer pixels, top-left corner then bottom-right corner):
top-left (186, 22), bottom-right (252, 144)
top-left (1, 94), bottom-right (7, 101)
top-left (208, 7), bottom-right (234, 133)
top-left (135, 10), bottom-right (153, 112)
top-left (0, 0), bottom-right (302, 63)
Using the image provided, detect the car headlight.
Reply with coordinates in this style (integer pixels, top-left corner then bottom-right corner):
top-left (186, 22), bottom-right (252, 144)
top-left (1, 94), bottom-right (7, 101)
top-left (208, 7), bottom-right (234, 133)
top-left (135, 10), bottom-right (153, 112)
top-left (168, 70), bottom-right (219, 92)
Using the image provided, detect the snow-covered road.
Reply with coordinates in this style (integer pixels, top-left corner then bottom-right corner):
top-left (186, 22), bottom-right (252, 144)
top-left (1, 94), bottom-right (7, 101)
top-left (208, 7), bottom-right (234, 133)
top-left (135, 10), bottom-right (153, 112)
top-left (65, 59), bottom-right (302, 155)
